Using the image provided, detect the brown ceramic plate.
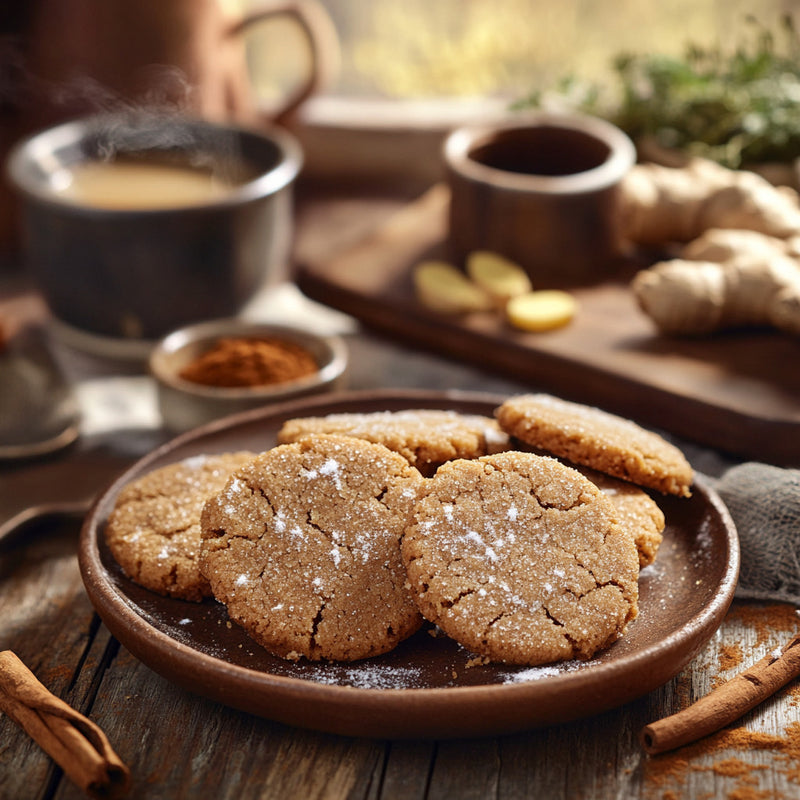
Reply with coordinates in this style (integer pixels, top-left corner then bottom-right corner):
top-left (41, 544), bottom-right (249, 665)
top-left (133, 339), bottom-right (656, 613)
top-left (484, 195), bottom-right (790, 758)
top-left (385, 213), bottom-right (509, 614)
top-left (79, 389), bottom-right (739, 739)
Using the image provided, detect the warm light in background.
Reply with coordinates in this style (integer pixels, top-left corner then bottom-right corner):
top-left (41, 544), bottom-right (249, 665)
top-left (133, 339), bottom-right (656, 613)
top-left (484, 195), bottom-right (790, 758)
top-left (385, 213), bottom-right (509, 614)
top-left (225, 0), bottom-right (797, 100)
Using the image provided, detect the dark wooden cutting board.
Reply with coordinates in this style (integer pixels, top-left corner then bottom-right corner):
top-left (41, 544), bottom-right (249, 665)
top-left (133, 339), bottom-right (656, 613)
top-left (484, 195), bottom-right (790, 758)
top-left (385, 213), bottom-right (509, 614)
top-left (296, 185), bottom-right (800, 464)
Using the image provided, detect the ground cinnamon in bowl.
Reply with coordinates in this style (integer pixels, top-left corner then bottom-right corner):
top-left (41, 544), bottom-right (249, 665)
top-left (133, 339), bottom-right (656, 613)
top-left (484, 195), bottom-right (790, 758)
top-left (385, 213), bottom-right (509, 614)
top-left (178, 337), bottom-right (318, 388)
top-left (150, 321), bottom-right (348, 432)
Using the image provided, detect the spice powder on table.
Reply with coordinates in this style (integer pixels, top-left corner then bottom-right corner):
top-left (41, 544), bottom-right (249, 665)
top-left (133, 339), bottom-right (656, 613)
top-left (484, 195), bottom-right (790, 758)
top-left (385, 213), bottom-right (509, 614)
top-left (644, 603), bottom-right (800, 800)
top-left (179, 337), bottom-right (318, 388)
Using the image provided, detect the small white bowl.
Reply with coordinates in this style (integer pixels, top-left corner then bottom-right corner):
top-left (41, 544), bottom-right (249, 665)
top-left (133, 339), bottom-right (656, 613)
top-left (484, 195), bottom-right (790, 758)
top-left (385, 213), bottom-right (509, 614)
top-left (150, 319), bottom-right (348, 432)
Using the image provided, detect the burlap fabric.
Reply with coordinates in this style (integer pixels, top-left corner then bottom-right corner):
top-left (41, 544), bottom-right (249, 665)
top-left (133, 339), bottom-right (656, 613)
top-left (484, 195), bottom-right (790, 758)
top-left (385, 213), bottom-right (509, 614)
top-left (711, 463), bottom-right (800, 605)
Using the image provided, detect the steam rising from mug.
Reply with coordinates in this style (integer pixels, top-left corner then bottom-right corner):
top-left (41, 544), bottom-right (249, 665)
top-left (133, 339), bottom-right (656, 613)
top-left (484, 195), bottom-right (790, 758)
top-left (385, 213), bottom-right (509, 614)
top-left (0, 46), bottom-right (243, 178)
top-left (87, 107), bottom-right (245, 182)
top-left (47, 67), bottom-right (196, 121)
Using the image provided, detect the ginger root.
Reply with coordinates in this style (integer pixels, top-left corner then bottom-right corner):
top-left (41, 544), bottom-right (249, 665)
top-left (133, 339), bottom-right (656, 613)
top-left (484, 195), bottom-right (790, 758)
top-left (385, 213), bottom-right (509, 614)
top-left (465, 250), bottom-right (532, 306)
top-left (681, 227), bottom-right (800, 263)
top-left (413, 260), bottom-right (494, 314)
top-left (506, 290), bottom-right (577, 332)
top-left (619, 158), bottom-right (800, 245)
top-left (632, 249), bottom-right (800, 336)
top-left (625, 169), bottom-right (800, 337)
top-left (413, 252), bottom-right (578, 332)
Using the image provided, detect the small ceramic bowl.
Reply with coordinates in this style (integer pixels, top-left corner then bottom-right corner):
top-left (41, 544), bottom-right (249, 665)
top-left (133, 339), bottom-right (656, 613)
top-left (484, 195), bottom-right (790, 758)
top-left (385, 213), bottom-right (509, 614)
top-left (444, 112), bottom-right (636, 287)
top-left (150, 319), bottom-right (348, 432)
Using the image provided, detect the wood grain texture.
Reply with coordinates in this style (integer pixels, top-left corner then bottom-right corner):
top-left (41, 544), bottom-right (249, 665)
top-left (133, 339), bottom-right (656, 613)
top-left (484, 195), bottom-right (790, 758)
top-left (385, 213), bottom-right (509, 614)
top-left (295, 185), bottom-right (800, 463)
top-left (2, 514), bottom-right (799, 799)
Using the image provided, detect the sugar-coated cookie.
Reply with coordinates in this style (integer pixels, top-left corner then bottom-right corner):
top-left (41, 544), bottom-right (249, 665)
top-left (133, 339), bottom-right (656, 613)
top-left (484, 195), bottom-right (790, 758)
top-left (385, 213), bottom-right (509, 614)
top-left (277, 409), bottom-right (508, 475)
top-left (105, 452), bottom-right (256, 601)
top-left (401, 451), bottom-right (640, 665)
top-left (578, 467), bottom-right (665, 568)
top-left (495, 394), bottom-right (693, 496)
top-left (200, 434), bottom-right (425, 662)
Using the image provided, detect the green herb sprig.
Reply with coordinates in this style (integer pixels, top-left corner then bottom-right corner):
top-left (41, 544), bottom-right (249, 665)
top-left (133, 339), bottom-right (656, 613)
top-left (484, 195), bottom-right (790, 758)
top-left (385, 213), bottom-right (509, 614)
top-left (515, 15), bottom-right (800, 168)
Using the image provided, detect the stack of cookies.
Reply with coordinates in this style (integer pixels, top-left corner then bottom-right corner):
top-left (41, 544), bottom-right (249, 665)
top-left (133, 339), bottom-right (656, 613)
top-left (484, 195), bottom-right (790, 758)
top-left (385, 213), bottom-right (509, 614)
top-left (105, 394), bottom-right (693, 667)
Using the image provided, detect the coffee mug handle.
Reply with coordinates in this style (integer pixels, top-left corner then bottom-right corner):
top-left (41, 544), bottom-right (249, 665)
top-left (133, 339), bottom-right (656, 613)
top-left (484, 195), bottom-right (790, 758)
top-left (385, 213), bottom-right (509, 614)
top-left (227, 0), bottom-right (340, 123)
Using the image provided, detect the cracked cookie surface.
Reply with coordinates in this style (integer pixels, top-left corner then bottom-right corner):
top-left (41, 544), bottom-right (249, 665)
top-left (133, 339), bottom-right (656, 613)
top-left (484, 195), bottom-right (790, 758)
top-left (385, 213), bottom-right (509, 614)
top-left (496, 394), bottom-right (693, 497)
top-left (199, 434), bottom-right (425, 662)
top-left (105, 451), bottom-right (256, 601)
top-left (401, 451), bottom-right (640, 665)
top-left (277, 409), bottom-right (508, 475)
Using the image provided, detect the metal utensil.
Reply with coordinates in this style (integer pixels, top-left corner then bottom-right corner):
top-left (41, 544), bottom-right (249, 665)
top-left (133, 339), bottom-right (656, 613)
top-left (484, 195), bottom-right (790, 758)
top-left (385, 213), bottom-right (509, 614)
top-left (0, 325), bottom-right (80, 460)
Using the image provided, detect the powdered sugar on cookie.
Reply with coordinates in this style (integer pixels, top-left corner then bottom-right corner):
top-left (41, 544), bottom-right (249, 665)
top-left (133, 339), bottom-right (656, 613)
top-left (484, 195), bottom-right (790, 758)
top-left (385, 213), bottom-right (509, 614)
top-left (200, 434), bottom-right (425, 662)
top-left (277, 409), bottom-right (509, 474)
top-left (401, 451), bottom-right (640, 666)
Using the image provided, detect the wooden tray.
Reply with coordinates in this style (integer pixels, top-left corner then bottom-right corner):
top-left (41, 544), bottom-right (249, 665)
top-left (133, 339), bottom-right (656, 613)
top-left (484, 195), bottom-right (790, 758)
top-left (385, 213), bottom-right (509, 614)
top-left (296, 185), bottom-right (800, 464)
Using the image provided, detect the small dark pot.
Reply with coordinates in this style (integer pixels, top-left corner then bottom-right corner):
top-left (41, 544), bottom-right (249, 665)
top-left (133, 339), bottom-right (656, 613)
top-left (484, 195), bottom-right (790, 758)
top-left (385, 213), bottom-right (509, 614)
top-left (444, 113), bottom-right (635, 287)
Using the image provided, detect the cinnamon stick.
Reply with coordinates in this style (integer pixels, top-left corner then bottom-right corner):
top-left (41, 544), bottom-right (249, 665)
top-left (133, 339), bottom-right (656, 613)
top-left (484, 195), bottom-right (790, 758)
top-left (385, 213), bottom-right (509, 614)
top-left (641, 632), bottom-right (800, 755)
top-left (0, 650), bottom-right (130, 798)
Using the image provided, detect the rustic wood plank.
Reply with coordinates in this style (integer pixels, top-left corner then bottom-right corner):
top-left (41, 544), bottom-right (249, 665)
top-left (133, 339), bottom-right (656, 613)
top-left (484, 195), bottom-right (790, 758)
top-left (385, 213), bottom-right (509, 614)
top-left (65, 644), bottom-right (388, 800)
top-left (373, 740), bottom-right (436, 800)
top-left (295, 187), bottom-right (800, 463)
top-left (637, 603), bottom-right (800, 800)
top-left (0, 516), bottom-right (99, 800)
top-left (427, 739), bottom-right (500, 800)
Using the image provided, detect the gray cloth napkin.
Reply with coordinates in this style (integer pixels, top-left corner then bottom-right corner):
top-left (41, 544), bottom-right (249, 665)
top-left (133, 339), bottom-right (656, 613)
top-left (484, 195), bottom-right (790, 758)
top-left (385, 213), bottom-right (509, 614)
top-left (710, 462), bottom-right (800, 606)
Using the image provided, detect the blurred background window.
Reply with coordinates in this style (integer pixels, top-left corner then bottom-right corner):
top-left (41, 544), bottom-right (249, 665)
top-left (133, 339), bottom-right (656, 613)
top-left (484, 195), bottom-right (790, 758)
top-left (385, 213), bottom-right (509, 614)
top-left (223, 0), bottom-right (798, 102)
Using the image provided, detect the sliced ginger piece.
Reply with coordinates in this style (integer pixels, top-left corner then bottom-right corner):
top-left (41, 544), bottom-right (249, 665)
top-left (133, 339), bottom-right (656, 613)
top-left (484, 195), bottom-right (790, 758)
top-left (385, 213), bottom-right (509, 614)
top-left (506, 290), bottom-right (577, 331)
top-left (466, 250), bottom-right (532, 304)
top-left (413, 260), bottom-right (494, 314)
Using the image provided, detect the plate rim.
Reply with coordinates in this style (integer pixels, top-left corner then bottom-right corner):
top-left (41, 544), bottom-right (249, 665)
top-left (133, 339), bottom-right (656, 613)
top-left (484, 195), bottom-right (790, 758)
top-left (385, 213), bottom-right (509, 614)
top-left (79, 388), bottom-right (740, 738)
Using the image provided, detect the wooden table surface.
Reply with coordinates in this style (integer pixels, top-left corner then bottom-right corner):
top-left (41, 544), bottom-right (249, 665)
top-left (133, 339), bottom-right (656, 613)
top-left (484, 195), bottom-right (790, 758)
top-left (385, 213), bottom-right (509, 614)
top-left (2, 187), bottom-right (800, 800)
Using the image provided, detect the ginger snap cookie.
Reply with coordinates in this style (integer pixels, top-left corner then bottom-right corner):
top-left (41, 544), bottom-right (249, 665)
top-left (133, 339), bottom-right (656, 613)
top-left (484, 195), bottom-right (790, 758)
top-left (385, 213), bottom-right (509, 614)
top-left (495, 394), bottom-right (693, 497)
top-left (578, 467), bottom-right (665, 568)
top-left (105, 451), bottom-right (256, 601)
top-left (277, 409), bottom-right (508, 475)
top-left (200, 434), bottom-right (426, 662)
top-left (401, 451), bottom-right (640, 665)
